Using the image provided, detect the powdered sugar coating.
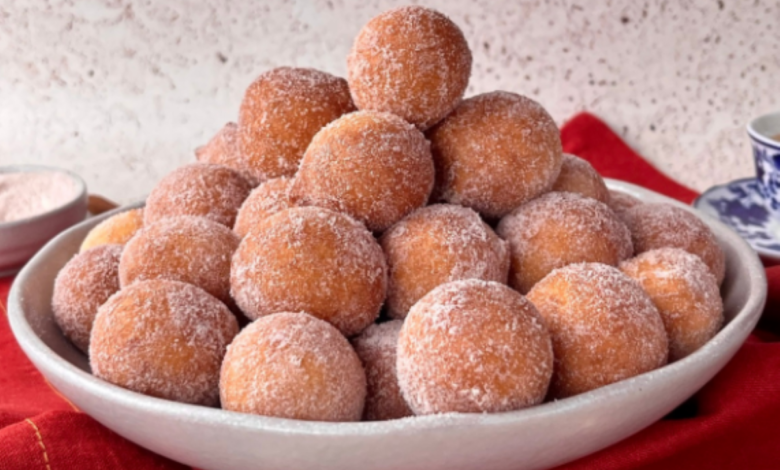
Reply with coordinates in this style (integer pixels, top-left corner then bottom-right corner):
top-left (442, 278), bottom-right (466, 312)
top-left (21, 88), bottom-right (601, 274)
top-left (120, 216), bottom-right (240, 305)
top-left (145, 163), bottom-right (253, 228)
top-left (397, 279), bottom-right (553, 415)
top-left (497, 192), bottom-right (633, 294)
top-left (527, 263), bottom-right (668, 399)
top-left (52, 244), bottom-right (122, 353)
top-left (233, 177), bottom-right (300, 238)
top-left (624, 203), bottom-right (726, 285)
top-left (427, 91), bottom-right (563, 219)
top-left (238, 67), bottom-right (356, 182)
top-left (347, 5), bottom-right (472, 130)
top-left (380, 204), bottom-right (509, 319)
top-left (607, 190), bottom-right (643, 223)
top-left (351, 320), bottom-right (412, 421)
top-left (291, 110), bottom-right (435, 232)
top-left (621, 248), bottom-right (724, 361)
top-left (80, 208), bottom-right (144, 252)
top-left (230, 206), bottom-right (387, 336)
top-left (196, 122), bottom-right (260, 186)
top-left (90, 280), bottom-right (238, 406)
top-left (551, 153), bottom-right (609, 203)
top-left (220, 312), bottom-right (366, 422)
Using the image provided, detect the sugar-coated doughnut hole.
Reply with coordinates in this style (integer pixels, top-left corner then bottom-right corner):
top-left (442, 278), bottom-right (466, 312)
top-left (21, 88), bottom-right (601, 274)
top-left (233, 177), bottom-right (301, 238)
top-left (527, 263), bottom-right (668, 399)
top-left (397, 279), bottom-right (553, 415)
top-left (624, 203), bottom-right (726, 285)
top-left (79, 208), bottom-right (144, 253)
top-left (351, 320), bottom-right (413, 421)
top-left (220, 312), bottom-right (366, 422)
top-left (120, 216), bottom-right (240, 305)
top-left (427, 91), bottom-right (563, 219)
top-left (497, 192), bottom-right (633, 294)
top-left (380, 204), bottom-right (509, 319)
top-left (292, 110), bottom-right (434, 232)
top-left (52, 244), bottom-right (122, 353)
top-left (621, 248), bottom-right (724, 361)
top-left (145, 163), bottom-right (253, 228)
top-left (238, 67), bottom-right (356, 182)
top-left (90, 280), bottom-right (238, 406)
top-left (607, 190), bottom-right (643, 223)
top-left (230, 207), bottom-right (387, 336)
top-left (347, 5), bottom-right (472, 130)
top-left (551, 153), bottom-right (609, 203)
top-left (196, 122), bottom-right (260, 186)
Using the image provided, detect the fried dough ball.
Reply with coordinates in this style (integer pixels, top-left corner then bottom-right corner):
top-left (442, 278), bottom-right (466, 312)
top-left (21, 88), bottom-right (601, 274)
top-left (380, 204), bottom-right (509, 319)
top-left (351, 320), bottom-right (412, 421)
top-left (230, 207), bottom-right (387, 336)
top-left (90, 280), bottom-right (238, 406)
top-left (195, 122), bottom-right (260, 186)
top-left (397, 280), bottom-right (553, 415)
top-left (220, 312), bottom-right (366, 422)
top-left (291, 110), bottom-right (434, 232)
top-left (607, 190), bottom-right (642, 222)
top-left (145, 163), bottom-right (252, 228)
top-left (119, 216), bottom-right (240, 305)
top-left (526, 263), bottom-right (668, 399)
top-left (427, 91), bottom-right (563, 219)
top-left (621, 248), bottom-right (724, 361)
top-left (551, 153), bottom-right (609, 203)
top-left (52, 244), bottom-right (122, 353)
top-left (238, 67), bottom-right (356, 182)
top-left (497, 192), bottom-right (633, 294)
top-left (233, 177), bottom-right (301, 238)
top-left (624, 203), bottom-right (726, 285)
top-left (79, 208), bottom-right (144, 252)
top-left (347, 5), bottom-right (472, 130)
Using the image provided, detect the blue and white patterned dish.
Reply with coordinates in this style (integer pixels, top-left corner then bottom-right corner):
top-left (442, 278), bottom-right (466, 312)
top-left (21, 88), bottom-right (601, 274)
top-left (747, 111), bottom-right (780, 217)
top-left (694, 178), bottom-right (780, 261)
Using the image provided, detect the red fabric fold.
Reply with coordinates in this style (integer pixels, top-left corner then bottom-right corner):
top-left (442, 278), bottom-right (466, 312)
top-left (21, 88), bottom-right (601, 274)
top-left (1, 112), bottom-right (777, 469)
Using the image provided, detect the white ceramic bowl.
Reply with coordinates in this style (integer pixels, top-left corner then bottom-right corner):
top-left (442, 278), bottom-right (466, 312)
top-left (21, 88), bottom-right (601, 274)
top-left (0, 165), bottom-right (88, 276)
top-left (8, 180), bottom-right (767, 470)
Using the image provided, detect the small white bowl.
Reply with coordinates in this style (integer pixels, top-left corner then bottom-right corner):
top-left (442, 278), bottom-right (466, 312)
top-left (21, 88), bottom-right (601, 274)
top-left (7, 180), bottom-right (767, 470)
top-left (0, 165), bottom-right (88, 276)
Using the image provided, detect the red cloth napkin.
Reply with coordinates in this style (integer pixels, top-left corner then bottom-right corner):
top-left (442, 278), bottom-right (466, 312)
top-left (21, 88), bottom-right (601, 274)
top-left (1, 112), bottom-right (778, 469)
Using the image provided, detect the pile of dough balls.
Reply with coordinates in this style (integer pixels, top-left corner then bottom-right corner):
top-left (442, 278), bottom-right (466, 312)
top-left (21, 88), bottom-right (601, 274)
top-left (51, 6), bottom-right (726, 422)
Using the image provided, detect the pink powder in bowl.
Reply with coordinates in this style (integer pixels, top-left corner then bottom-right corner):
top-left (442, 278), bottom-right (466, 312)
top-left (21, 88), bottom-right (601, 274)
top-left (0, 171), bottom-right (81, 223)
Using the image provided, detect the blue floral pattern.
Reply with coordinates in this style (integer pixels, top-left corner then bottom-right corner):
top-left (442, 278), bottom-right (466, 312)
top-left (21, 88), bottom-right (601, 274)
top-left (753, 140), bottom-right (780, 212)
top-left (694, 178), bottom-right (780, 257)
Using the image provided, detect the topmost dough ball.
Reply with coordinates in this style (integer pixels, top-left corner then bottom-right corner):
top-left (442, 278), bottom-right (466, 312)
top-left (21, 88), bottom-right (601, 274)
top-left (347, 6), bottom-right (472, 130)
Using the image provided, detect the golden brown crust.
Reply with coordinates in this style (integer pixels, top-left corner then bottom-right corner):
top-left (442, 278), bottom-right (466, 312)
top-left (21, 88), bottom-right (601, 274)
top-left (238, 67), bottom-right (355, 181)
top-left (291, 110), bottom-right (434, 232)
top-left (80, 208), bottom-right (144, 253)
top-left (230, 207), bottom-right (387, 336)
top-left (220, 312), bottom-right (366, 422)
top-left (90, 280), bottom-right (238, 406)
top-left (497, 192), bottom-right (633, 294)
top-left (527, 263), bottom-right (668, 399)
top-left (347, 6), bottom-right (471, 130)
top-left (427, 91), bottom-right (562, 219)
top-left (552, 153), bottom-right (610, 203)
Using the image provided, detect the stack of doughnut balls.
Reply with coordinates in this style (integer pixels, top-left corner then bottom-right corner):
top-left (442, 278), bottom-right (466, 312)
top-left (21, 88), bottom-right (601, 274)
top-left (52, 6), bottom-right (726, 422)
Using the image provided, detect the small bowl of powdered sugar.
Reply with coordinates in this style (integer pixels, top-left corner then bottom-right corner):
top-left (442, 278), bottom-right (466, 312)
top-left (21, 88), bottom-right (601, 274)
top-left (0, 165), bottom-right (87, 276)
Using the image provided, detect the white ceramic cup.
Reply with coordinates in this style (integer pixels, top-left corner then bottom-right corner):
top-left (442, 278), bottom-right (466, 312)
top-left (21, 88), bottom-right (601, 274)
top-left (748, 111), bottom-right (780, 216)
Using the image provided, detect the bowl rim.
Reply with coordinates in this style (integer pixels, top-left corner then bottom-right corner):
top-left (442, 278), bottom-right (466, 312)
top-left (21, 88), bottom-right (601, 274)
top-left (0, 164), bottom-right (88, 229)
top-left (7, 180), bottom-right (768, 437)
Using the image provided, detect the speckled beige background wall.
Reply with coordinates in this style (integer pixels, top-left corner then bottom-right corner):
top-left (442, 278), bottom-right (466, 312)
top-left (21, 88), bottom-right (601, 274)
top-left (1, 0), bottom-right (778, 203)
